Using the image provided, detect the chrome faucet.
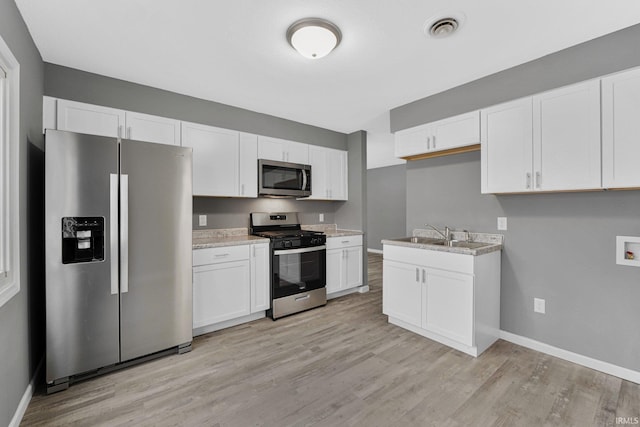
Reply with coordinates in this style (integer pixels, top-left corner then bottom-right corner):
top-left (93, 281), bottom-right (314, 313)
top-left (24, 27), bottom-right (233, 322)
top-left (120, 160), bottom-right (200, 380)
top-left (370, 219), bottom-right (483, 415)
top-left (425, 224), bottom-right (451, 241)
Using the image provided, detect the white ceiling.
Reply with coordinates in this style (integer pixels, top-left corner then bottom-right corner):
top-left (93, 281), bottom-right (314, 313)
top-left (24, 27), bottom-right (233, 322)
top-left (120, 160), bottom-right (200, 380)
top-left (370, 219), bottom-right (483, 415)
top-left (15, 0), bottom-right (640, 136)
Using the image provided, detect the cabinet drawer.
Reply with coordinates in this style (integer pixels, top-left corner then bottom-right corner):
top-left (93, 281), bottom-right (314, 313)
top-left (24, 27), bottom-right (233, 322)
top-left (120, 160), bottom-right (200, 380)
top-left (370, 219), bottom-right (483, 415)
top-left (383, 244), bottom-right (474, 274)
top-left (326, 235), bottom-right (363, 250)
top-left (193, 245), bottom-right (250, 266)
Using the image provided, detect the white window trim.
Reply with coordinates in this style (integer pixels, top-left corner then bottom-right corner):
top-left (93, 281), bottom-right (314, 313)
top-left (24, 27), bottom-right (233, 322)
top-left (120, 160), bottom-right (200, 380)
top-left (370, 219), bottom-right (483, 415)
top-left (0, 34), bottom-right (20, 308)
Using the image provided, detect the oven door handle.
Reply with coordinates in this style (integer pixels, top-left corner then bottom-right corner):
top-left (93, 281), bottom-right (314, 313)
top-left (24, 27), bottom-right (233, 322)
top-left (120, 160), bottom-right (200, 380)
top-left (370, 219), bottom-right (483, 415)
top-left (274, 245), bottom-right (326, 256)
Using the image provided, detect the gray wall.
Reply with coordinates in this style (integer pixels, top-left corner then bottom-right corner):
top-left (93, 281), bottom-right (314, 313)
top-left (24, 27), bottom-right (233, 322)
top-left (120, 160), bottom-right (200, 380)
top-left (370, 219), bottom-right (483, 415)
top-left (367, 164), bottom-right (406, 251)
top-left (406, 153), bottom-right (640, 372)
top-left (44, 63), bottom-right (347, 150)
top-left (0, 1), bottom-right (44, 425)
top-left (393, 23), bottom-right (640, 372)
top-left (391, 24), bottom-right (640, 131)
top-left (335, 131), bottom-right (368, 285)
top-left (193, 198), bottom-right (338, 230)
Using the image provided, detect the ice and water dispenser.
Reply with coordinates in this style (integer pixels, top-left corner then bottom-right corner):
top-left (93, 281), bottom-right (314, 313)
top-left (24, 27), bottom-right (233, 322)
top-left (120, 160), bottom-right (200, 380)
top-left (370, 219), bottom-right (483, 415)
top-left (61, 217), bottom-right (105, 264)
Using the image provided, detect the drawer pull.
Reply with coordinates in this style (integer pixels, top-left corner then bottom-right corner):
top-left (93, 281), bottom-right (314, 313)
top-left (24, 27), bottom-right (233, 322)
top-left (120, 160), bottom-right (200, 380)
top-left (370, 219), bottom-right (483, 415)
top-left (341, 240), bottom-right (350, 244)
top-left (215, 253), bottom-right (230, 257)
top-left (295, 294), bottom-right (310, 301)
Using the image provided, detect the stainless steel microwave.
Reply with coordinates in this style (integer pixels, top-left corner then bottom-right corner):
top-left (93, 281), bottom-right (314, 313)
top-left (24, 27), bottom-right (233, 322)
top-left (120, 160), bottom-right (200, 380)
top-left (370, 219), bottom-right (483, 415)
top-left (258, 159), bottom-right (311, 198)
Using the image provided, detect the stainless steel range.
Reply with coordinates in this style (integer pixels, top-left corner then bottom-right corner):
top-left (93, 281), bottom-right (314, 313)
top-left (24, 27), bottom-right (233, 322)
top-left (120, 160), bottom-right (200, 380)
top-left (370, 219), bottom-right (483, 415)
top-left (250, 212), bottom-right (326, 320)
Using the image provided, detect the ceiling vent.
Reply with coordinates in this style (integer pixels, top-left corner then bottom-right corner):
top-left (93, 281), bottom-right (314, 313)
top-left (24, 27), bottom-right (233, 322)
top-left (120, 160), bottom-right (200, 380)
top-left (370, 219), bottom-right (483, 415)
top-left (429, 18), bottom-right (458, 37)
top-left (424, 12), bottom-right (465, 39)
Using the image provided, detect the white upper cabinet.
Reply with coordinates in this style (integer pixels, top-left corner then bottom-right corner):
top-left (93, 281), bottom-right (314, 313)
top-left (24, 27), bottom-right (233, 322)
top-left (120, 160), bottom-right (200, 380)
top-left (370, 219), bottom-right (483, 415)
top-left (481, 97), bottom-right (534, 193)
top-left (533, 79), bottom-right (601, 191)
top-left (182, 122), bottom-right (239, 197)
top-left (52, 98), bottom-right (181, 145)
top-left (482, 80), bottom-right (601, 194)
top-left (602, 67), bottom-right (640, 189)
top-left (308, 145), bottom-right (328, 199)
top-left (238, 133), bottom-right (258, 197)
top-left (258, 136), bottom-right (309, 164)
top-left (394, 126), bottom-right (429, 158)
top-left (328, 148), bottom-right (348, 200)
top-left (395, 111), bottom-right (480, 159)
top-left (56, 99), bottom-right (125, 138)
top-left (182, 121), bottom-right (257, 198)
top-left (124, 111), bottom-right (181, 146)
top-left (432, 111), bottom-right (481, 151)
top-left (306, 145), bottom-right (348, 200)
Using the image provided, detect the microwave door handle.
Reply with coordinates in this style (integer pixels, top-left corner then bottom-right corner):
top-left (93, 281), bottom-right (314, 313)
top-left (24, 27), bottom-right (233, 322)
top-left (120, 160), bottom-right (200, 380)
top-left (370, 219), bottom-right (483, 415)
top-left (301, 169), bottom-right (307, 191)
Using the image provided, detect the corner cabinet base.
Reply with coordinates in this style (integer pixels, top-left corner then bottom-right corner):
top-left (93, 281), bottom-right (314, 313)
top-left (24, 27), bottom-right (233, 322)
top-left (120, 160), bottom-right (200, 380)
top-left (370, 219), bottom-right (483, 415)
top-left (388, 316), bottom-right (498, 357)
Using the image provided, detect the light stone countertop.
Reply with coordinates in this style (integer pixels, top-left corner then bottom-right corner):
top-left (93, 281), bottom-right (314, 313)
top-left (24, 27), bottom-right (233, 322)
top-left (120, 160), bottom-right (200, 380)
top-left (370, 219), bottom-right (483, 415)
top-left (381, 229), bottom-right (503, 256)
top-left (192, 228), bottom-right (269, 249)
top-left (303, 224), bottom-right (363, 238)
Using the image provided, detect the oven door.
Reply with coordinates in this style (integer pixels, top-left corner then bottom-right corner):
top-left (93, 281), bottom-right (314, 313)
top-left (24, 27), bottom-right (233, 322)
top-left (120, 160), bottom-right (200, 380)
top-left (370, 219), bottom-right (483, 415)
top-left (272, 245), bottom-right (326, 299)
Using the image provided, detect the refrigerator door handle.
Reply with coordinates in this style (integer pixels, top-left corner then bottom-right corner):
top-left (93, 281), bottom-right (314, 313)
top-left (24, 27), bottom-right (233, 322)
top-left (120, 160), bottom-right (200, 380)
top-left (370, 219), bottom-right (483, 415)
top-left (120, 174), bottom-right (129, 293)
top-left (109, 174), bottom-right (119, 295)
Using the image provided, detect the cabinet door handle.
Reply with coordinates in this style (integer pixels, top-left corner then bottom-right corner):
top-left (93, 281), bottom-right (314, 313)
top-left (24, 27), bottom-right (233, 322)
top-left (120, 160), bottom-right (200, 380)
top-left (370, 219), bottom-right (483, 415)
top-left (535, 172), bottom-right (541, 189)
top-left (127, 126), bottom-right (132, 139)
top-left (252, 245), bottom-right (255, 258)
top-left (526, 173), bottom-right (531, 189)
top-left (426, 136), bottom-right (431, 150)
top-left (422, 269), bottom-right (426, 284)
top-left (432, 135), bottom-right (436, 149)
top-left (416, 268), bottom-right (419, 282)
top-left (241, 183), bottom-right (245, 195)
top-left (118, 125), bottom-right (123, 139)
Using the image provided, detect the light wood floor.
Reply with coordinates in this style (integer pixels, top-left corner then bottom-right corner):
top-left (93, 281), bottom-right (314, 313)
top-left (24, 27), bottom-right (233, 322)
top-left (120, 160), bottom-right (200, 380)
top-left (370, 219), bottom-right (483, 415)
top-left (23, 253), bottom-right (639, 426)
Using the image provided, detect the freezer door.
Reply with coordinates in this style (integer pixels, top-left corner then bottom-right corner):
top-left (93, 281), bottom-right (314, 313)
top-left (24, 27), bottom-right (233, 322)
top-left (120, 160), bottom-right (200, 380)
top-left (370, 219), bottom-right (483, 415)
top-left (119, 139), bottom-right (193, 361)
top-left (45, 130), bottom-right (120, 383)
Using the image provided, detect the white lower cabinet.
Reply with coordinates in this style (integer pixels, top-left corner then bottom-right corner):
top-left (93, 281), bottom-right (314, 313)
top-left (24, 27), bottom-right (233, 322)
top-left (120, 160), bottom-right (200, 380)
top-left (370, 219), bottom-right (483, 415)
top-left (250, 243), bottom-right (270, 313)
top-left (326, 235), bottom-right (363, 296)
top-left (382, 260), bottom-right (423, 327)
top-left (192, 243), bottom-right (270, 334)
top-left (424, 269), bottom-right (473, 346)
top-left (383, 245), bottom-right (500, 357)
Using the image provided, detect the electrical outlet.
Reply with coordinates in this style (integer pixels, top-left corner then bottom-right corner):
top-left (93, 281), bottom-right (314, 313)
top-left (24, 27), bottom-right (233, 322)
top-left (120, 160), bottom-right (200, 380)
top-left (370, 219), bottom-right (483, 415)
top-left (497, 217), bottom-right (508, 230)
top-left (319, 213), bottom-right (324, 223)
top-left (534, 298), bottom-right (546, 314)
top-left (198, 215), bottom-right (207, 227)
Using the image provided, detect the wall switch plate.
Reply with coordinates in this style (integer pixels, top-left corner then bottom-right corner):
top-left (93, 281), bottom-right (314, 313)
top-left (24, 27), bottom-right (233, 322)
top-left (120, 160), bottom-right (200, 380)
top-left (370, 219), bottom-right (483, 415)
top-left (534, 298), bottom-right (546, 314)
top-left (319, 213), bottom-right (324, 223)
top-left (497, 217), bottom-right (508, 230)
top-left (198, 215), bottom-right (207, 227)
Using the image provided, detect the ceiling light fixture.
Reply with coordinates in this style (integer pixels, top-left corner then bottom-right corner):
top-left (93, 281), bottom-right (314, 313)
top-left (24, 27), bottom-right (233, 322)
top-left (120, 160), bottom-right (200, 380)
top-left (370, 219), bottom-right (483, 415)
top-left (286, 18), bottom-right (342, 59)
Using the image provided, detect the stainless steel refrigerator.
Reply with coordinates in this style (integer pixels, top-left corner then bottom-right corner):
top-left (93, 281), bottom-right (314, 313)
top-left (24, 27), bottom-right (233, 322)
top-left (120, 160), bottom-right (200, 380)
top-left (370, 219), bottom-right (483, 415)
top-left (45, 129), bottom-right (193, 393)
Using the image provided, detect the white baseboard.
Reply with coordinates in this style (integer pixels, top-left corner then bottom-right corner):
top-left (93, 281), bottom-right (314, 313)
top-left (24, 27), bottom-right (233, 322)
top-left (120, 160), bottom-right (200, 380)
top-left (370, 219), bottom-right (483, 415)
top-left (9, 356), bottom-right (43, 427)
top-left (367, 248), bottom-right (383, 254)
top-left (499, 330), bottom-right (640, 384)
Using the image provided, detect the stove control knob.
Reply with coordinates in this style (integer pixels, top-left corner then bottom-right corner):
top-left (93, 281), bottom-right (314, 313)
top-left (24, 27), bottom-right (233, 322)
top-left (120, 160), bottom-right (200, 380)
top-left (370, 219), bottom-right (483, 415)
top-left (284, 240), bottom-right (292, 248)
top-left (311, 238), bottom-right (318, 244)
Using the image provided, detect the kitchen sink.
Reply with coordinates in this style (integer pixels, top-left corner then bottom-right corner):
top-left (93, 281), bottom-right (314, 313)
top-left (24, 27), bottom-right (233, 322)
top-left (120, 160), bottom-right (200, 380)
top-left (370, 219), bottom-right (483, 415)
top-left (392, 236), bottom-right (445, 244)
top-left (430, 240), bottom-right (490, 249)
top-left (390, 236), bottom-right (492, 249)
